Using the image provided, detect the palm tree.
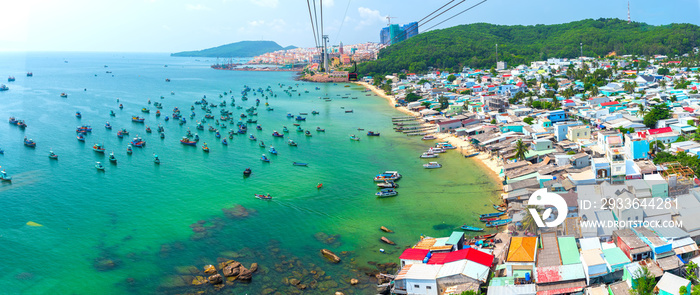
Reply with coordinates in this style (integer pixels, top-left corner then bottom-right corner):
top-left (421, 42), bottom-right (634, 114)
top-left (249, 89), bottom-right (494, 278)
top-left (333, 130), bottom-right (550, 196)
top-left (631, 267), bottom-right (655, 295)
top-left (521, 206), bottom-right (543, 234)
top-left (638, 104), bottom-right (646, 118)
top-left (649, 140), bottom-right (665, 154)
top-left (514, 139), bottom-right (530, 161)
top-left (659, 79), bottom-right (667, 88)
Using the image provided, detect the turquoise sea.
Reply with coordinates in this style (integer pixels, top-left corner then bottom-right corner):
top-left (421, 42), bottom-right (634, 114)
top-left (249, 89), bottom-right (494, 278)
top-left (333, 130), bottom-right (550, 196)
top-left (0, 52), bottom-right (500, 294)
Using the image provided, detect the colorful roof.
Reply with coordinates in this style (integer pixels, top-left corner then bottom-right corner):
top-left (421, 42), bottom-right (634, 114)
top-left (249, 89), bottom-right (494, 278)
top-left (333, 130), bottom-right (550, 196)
top-left (564, 99), bottom-right (574, 103)
top-left (507, 237), bottom-right (537, 262)
top-left (536, 263), bottom-right (586, 283)
top-left (602, 247), bottom-right (631, 267)
top-left (600, 101), bottom-right (619, 107)
top-left (426, 248), bottom-right (494, 266)
top-left (399, 248), bottom-right (430, 261)
top-left (647, 127), bottom-right (673, 135)
top-left (683, 107), bottom-right (695, 113)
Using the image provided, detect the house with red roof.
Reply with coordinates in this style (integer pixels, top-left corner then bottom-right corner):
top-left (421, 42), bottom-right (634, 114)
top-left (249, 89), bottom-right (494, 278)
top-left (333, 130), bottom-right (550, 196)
top-left (645, 127), bottom-right (680, 144)
top-left (399, 248), bottom-right (430, 267)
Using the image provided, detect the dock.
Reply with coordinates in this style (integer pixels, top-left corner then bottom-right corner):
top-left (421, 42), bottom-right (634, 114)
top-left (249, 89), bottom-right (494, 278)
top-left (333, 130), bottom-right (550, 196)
top-left (391, 116), bottom-right (418, 122)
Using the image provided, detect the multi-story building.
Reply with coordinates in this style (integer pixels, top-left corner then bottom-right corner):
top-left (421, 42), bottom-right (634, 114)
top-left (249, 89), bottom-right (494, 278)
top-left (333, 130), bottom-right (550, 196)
top-left (380, 22), bottom-right (419, 45)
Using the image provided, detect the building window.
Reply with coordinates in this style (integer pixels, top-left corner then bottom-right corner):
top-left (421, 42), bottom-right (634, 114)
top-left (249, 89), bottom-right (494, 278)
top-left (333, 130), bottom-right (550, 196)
top-left (426, 286), bottom-right (432, 290)
top-left (414, 285), bottom-right (420, 288)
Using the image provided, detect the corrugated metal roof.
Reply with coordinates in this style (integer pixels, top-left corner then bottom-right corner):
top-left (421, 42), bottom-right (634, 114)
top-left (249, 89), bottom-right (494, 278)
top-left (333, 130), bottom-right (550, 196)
top-left (656, 272), bottom-right (690, 294)
top-left (535, 263), bottom-right (586, 283)
top-left (558, 237), bottom-right (581, 265)
top-left (462, 261), bottom-right (490, 282)
top-left (650, 225), bottom-right (691, 240)
top-left (487, 284), bottom-right (537, 295)
top-left (446, 231), bottom-right (463, 245)
top-left (399, 248), bottom-right (430, 261)
top-left (579, 237), bottom-right (602, 251)
top-left (433, 237), bottom-right (449, 247)
top-left (608, 281), bottom-right (632, 295)
top-left (401, 263), bottom-right (442, 280)
top-left (436, 260), bottom-right (467, 278)
top-left (602, 247), bottom-right (631, 267)
top-left (580, 249), bottom-right (606, 266)
top-left (507, 237), bottom-right (537, 262)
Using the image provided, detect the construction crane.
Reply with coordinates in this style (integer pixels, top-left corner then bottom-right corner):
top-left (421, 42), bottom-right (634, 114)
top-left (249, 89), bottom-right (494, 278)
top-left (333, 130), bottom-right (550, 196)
top-left (386, 15), bottom-right (398, 26)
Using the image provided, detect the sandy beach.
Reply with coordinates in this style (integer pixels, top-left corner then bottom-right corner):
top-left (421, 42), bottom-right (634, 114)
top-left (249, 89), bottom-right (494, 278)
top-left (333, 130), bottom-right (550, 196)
top-left (355, 81), bottom-right (504, 189)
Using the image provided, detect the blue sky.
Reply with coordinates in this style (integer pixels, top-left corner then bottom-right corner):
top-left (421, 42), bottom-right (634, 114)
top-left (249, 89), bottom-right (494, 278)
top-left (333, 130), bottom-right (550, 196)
top-left (1, 0), bottom-right (699, 52)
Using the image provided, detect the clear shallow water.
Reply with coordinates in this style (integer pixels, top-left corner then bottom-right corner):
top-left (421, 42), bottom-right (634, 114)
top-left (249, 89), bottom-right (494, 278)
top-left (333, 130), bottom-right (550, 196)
top-left (0, 52), bottom-right (500, 294)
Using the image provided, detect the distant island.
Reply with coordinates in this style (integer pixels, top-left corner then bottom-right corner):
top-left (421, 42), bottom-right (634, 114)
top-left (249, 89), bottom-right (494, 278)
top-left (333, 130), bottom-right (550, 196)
top-left (171, 41), bottom-right (296, 58)
top-left (358, 18), bottom-right (700, 75)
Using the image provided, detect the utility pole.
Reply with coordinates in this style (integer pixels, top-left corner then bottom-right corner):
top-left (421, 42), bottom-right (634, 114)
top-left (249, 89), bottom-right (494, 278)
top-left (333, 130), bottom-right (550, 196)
top-left (580, 42), bottom-right (583, 58)
top-left (323, 35), bottom-right (329, 72)
top-left (495, 43), bottom-right (498, 67)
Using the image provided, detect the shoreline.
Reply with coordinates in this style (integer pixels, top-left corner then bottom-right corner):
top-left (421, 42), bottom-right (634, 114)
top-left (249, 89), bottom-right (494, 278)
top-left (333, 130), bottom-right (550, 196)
top-left (354, 81), bottom-right (504, 190)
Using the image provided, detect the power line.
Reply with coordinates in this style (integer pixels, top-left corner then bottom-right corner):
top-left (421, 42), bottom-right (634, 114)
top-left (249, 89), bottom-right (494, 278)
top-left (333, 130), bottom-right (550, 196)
top-left (312, 0), bottom-right (322, 56)
top-left (305, 0), bottom-right (319, 50)
top-left (334, 0), bottom-right (352, 44)
top-left (384, 0), bottom-right (465, 46)
top-left (424, 0), bottom-right (487, 32)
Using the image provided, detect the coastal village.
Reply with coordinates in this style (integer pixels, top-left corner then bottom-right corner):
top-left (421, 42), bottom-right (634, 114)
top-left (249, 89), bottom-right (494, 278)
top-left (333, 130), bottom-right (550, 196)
top-left (351, 52), bottom-right (700, 295)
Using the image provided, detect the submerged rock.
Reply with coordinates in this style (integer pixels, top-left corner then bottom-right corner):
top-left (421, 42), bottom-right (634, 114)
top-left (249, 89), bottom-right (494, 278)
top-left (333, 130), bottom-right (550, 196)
top-left (250, 262), bottom-right (259, 273)
top-left (208, 274), bottom-right (223, 284)
top-left (321, 249), bottom-right (341, 263)
top-left (93, 257), bottom-right (120, 271)
top-left (191, 276), bottom-right (207, 285)
top-left (204, 264), bottom-right (217, 275)
top-left (222, 204), bottom-right (256, 219)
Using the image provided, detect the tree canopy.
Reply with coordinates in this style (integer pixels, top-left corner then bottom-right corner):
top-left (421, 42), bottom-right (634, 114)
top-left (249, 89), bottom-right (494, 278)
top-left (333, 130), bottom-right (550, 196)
top-left (358, 18), bottom-right (700, 76)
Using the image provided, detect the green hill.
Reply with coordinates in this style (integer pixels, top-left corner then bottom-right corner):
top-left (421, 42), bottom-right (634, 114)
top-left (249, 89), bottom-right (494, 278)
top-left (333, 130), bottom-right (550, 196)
top-left (358, 18), bottom-right (700, 75)
top-left (171, 41), bottom-right (296, 57)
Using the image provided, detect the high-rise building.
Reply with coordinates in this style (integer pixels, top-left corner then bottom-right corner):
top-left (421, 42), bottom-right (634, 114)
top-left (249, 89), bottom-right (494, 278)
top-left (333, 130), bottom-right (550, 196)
top-left (380, 27), bottom-right (390, 45)
top-left (379, 21), bottom-right (419, 45)
top-left (339, 41), bottom-right (343, 55)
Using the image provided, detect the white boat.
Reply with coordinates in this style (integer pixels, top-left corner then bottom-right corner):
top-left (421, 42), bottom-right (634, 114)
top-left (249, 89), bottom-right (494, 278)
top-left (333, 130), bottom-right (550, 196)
top-left (373, 171), bottom-right (402, 182)
top-left (376, 188), bottom-right (398, 197)
top-left (420, 152), bottom-right (439, 158)
top-left (423, 162), bottom-right (442, 169)
top-left (436, 142), bottom-right (457, 149)
top-left (95, 162), bottom-right (105, 171)
top-left (422, 135), bottom-right (436, 140)
top-left (377, 181), bottom-right (398, 188)
top-left (428, 147), bottom-right (445, 153)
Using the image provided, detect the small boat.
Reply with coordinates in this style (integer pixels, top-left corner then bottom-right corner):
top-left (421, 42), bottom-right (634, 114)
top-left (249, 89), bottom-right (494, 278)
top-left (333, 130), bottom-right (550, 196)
top-left (464, 152), bottom-right (480, 158)
top-left (373, 171), bottom-right (402, 182)
top-left (105, 122), bottom-right (112, 129)
top-left (119, 104), bottom-right (123, 109)
top-left (0, 170), bottom-right (11, 182)
top-left (77, 133), bottom-right (85, 141)
top-left (261, 154), bottom-right (270, 162)
top-left (0, 148), bottom-right (4, 154)
top-left (24, 137), bottom-right (36, 148)
top-left (93, 143), bottom-right (106, 153)
top-left (255, 194), bottom-right (272, 200)
top-left (75, 112), bottom-right (82, 118)
top-left (256, 125), bottom-right (262, 131)
top-left (60, 93), bottom-right (68, 98)
top-left (259, 141), bottom-right (266, 148)
top-left (165, 78), bottom-right (170, 82)
top-left (494, 204), bottom-right (507, 212)
top-left (109, 152), bottom-right (117, 164)
top-left (249, 134), bottom-right (256, 141)
top-left (312, 110), bottom-right (319, 114)
top-left (141, 108), bottom-right (150, 113)
top-left (367, 131), bottom-right (380, 136)
top-left (420, 152), bottom-right (439, 158)
top-left (299, 112), bottom-right (308, 115)
top-left (288, 140), bottom-right (297, 146)
top-left (296, 126), bottom-right (303, 132)
top-left (131, 136), bottom-right (146, 147)
top-left (145, 126), bottom-right (152, 133)
top-left (292, 162), bottom-right (308, 166)
top-left (49, 151), bottom-right (58, 160)
top-left (283, 126), bottom-right (289, 132)
top-left (0, 84), bottom-right (8, 91)
top-left (202, 143), bottom-right (209, 152)
top-left (344, 110), bottom-right (354, 113)
top-left (132, 116), bottom-right (145, 123)
top-left (154, 154), bottom-right (160, 164)
top-left (349, 135), bottom-right (360, 141)
top-left (422, 135), bottom-right (437, 140)
top-left (316, 127), bottom-right (325, 132)
top-left (117, 131), bottom-right (123, 138)
top-left (377, 181), bottom-right (398, 188)
top-left (16, 120), bottom-right (27, 128)
top-left (480, 217), bottom-right (500, 222)
top-left (272, 131), bottom-right (284, 137)
top-left (269, 146), bottom-right (277, 154)
top-left (119, 128), bottom-right (129, 135)
top-left (156, 110), bottom-right (161, 117)
top-left (95, 162), bottom-right (105, 171)
top-left (222, 138), bottom-right (228, 145)
top-left (286, 113), bottom-right (293, 118)
top-left (305, 130), bottom-right (312, 137)
top-left (127, 145), bottom-right (133, 154)
top-left (423, 162), bottom-right (442, 169)
top-left (9, 117), bottom-right (18, 124)
top-left (461, 225), bottom-right (484, 232)
top-left (479, 212), bottom-right (505, 219)
top-left (486, 219), bottom-right (512, 227)
top-left (180, 137), bottom-right (197, 146)
top-left (295, 116), bottom-right (306, 121)
top-left (243, 168), bottom-right (252, 176)
top-left (376, 188), bottom-right (398, 197)
top-left (27, 72), bottom-right (33, 77)
top-left (428, 147), bottom-right (445, 153)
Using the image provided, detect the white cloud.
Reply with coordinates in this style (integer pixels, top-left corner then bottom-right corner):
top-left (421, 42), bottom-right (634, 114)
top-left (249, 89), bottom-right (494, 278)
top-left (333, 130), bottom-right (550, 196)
top-left (246, 19), bottom-right (288, 31)
top-left (357, 7), bottom-right (385, 28)
top-left (186, 4), bottom-right (211, 10)
top-left (323, 0), bottom-right (335, 7)
top-left (251, 0), bottom-right (279, 8)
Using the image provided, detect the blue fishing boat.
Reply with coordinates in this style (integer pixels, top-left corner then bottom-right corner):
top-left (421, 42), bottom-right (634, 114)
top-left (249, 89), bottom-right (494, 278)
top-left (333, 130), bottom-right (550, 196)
top-left (295, 116), bottom-right (306, 121)
top-left (261, 154), bottom-right (270, 162)
top-left (77, 133), bottom-right (86, 141)
top-left (479, 212), bottom-right (505, 219)
top-left (75, 112), bottom-right (82, 118)
top-left (23, 137), bottom-right (36, 148)
top-left (269, 146), bottom-right (277, 154)
top-left (105, 122), bottom-right (112, 129)
top-left (460, 225), bottom-right (484, 232)
top-left (485, 219), bottom-right (512, 227)
top-left (131, 136), bottom-right (146, 147)
top-left (93, 143), bottom-right (106, 153)
top-left (131, 116), bottom-right (145, 123)
top-left (286, 113), bottom-right (293, 118)
top-left (292, 162), bottom-right (308, 166)
top-left (0, 170), bottom-right (12, 182)
top-left (272, 131), bottom-right (284, 137)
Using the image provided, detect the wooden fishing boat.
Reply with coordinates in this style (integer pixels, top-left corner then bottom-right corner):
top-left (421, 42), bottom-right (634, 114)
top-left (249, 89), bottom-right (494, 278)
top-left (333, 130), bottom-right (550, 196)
top-left (460, 225), bottom-right (484, 232)
top-left (479, 212), bottom-right (505, 219)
